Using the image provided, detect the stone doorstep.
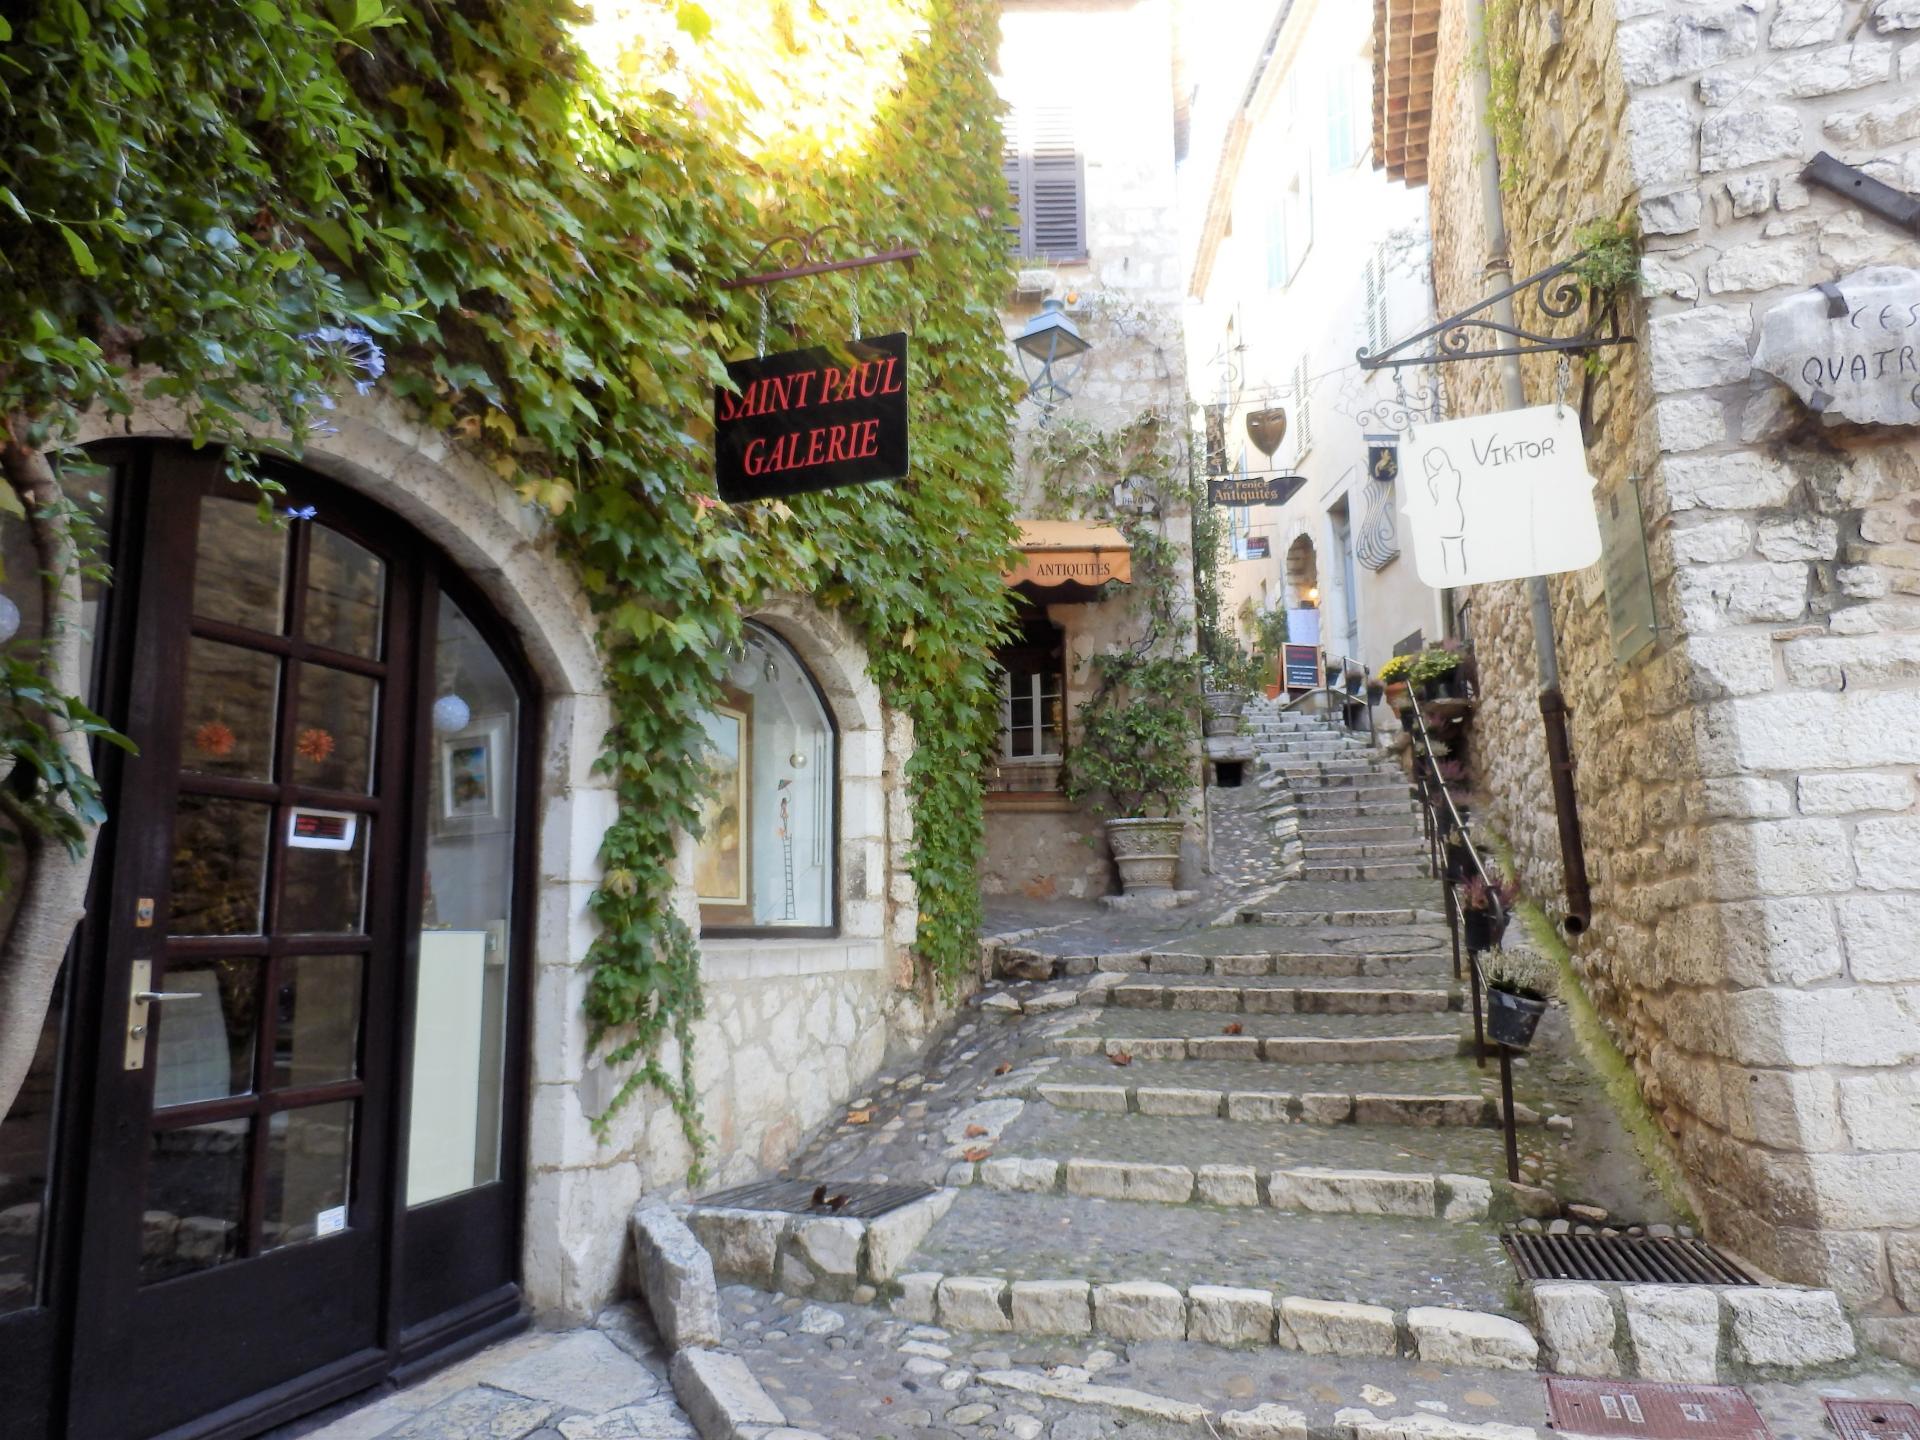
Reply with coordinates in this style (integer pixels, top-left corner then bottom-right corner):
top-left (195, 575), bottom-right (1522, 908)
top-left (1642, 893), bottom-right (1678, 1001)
top-left (1091, 982), bottom-right (1455, 1013)
top-left (968, 1154), bottom-right (1493, 1221)
top-left (1526, 1279), bottom-right (1858, 1382)
top-left (1048, 1034), bottom-right (1466, 1063)
top-left (670, 1345), bottom-right (826, 1440)
top-left (683, 1190), bottom-right (955, 1300)
top-left (890, 1274), bottom-right (1537, 1372)
top-left (1029, 1082), bottom-right (1525, 1128)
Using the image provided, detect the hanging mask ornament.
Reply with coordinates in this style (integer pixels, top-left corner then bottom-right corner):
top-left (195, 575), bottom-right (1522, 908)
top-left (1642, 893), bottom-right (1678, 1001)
top-left (1245, 408), bottom-right (1288, 459)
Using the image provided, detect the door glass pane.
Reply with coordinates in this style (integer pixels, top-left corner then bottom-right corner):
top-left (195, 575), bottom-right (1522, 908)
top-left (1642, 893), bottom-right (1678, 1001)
top-left (142, 1120), bottom-right (249, 1282)
top-left (264, 1103), bottom-right (353, 1251)
top-left (274, 955), bottom-right (363, 1088)
top-left (304, 525), bottom-right (384, 659)
top-left (153, 959), bottom-right (260, 1107)
top-left (194, 495), bottom-right (287, 634)
top-left (170, 795), bottom-right (271, 935)
top-left (410, 594), bottom-right (517, 1206)
top-left (0, 969), bottom-right (65, 1314)
top-left (280, 818), bottom-right (368, 934)
top-left (291, 665), bottom-right (378, 793)
top-left (182, 639), bottom-right (281, 781)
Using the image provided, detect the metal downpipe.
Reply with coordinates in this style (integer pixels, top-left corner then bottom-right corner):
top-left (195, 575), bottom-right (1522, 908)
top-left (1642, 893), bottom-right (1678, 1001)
top-left (1464, 0), bottom-right (1592, 935)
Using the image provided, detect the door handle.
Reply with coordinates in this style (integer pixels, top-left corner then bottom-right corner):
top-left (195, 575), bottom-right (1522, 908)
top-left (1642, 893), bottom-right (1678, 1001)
top-left (124, 960), bottom-right (200, 1071)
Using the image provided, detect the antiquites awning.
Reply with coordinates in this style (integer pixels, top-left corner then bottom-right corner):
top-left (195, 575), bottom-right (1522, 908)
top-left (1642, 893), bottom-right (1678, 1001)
top-left (1004, 520), bottom-right (1133, 601)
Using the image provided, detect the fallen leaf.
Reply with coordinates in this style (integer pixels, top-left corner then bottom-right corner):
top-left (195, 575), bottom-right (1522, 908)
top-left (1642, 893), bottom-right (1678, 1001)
top-left (993, 1062), bottom-right (1012, 1076)
top-left (811, 1183), bottom-right (828, 1206)
top-left (846, 1108), bottom-right (873, 1125)
top-left (1108, 1050), bottom-right (1133, 1067)
top-left (827, 1192), bottom-right (851, 1211)
top-left (964, 1123), bottom-right (989, 1138)
top-left (1223, 1022), bottom-right (1244, 1035)
top-left (962, 1146), bottom-right (991, 1162)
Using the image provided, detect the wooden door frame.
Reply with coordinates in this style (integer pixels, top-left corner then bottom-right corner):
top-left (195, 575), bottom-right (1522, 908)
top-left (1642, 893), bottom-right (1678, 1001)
top-left (24, 443), bottom-right (540, 1440)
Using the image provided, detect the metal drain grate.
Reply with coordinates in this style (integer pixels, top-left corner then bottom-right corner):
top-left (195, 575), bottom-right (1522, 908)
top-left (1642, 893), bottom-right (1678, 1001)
top-left (1503, 1229), bottom-right (1758, 1285)
top-left (1545, 1378), bottom-right (1770, 1440)
top-left (1826, 1400), bottom-right (1920, 1440)
top-left (696, 1178), bottom-right (938, 1220)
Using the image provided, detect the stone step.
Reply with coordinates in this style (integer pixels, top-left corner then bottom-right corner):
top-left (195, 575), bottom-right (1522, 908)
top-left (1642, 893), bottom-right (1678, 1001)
top-left (985, 1104), bottom-right (1520, 1181)
top-left (1239, 906), bottom-right (1448, 928)
top-left (1292, 798), bottom-right (1421, 817)
top-left (1071, 1006), bottom-right (1462, 1036)
top-left (1308, 841), bottom-right (1428, 859)
top-left (963, 1154), bottom-right (1492, 1221)
top-left (1052, 1032), bottom-right (1466, 1063)
top-left (1091, 978), bottom-right (1455, 1013)
top-left (1295, 816), bottom-right (1425, 835)
top-left (1094, 950), bottom-right (1454, 979)
top-left (1301, 862), bottom-right (1433, 882)
top-left (891, 1190), bottom-right (1526, 1354)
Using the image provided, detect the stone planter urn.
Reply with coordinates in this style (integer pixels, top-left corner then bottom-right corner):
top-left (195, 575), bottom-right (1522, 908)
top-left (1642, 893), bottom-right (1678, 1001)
top-left (1104, 817), bottom-right (1184, 892)
top-left (1202, 690), bottom-right (1246, 738)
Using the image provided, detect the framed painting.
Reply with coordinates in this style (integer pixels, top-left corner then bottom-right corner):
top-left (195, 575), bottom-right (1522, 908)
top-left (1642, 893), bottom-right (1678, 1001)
top-left (436, 712), bottom-right (512, 836)
top-left (695, 699), bottom-right (751, 925)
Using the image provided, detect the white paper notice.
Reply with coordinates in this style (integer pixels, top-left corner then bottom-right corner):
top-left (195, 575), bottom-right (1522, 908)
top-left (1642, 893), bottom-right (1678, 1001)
top-left (316, 1204), bottom-right (348, 1237)
top-left (1397, 405), bottom-right (1602, 588)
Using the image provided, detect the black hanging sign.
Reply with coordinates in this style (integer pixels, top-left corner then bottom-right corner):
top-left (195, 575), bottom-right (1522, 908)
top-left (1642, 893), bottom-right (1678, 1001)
top-left (1367, 438), bottom-right (1399, 484)
top-left (715, 331), bottom-right (909, 502)
top-left (1207, 474), bottom-right (1306, 507)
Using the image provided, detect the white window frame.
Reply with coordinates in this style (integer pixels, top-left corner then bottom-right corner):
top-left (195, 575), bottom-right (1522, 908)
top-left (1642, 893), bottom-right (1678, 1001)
top-left (997, 665), bottom-right (1064, 762)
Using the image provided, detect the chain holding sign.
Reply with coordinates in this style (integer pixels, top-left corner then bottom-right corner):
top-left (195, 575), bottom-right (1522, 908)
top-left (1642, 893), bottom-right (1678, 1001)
top-left (1397, 405), bottom-right (1602, 589)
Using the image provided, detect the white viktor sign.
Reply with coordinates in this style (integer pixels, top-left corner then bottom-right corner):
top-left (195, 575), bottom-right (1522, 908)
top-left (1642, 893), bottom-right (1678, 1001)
top-left (1397, 405), bottom-right (1602, 589)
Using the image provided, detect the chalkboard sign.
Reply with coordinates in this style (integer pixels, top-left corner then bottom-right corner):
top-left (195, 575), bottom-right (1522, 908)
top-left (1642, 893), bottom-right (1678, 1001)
top-left (1283, 644), bottom-right (1320, 690)
top-left (715, 332), bottom-right (909, 502)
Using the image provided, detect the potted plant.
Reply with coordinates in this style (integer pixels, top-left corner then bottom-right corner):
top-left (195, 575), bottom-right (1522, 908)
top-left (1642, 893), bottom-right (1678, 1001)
top-left (1202, 649), bottom-right (1263, 736)
top-left (1376, 652), bottom-right (1414, 710)
top-left (1485, 950), bottom-right (1555, 1050)
top-left (1064, 653), bottom-right (1201, 892)
top-left (1407, 646), bottom-right (1462, 701)
top-left (1459, 872), bottom-right (1518, 953)
top-left (1443, 833), bottom-right (1477, 883)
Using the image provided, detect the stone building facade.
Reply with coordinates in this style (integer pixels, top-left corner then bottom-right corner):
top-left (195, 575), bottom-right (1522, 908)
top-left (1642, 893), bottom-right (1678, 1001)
top-left (1393, 0), bottom-right (1920, 1356)
top-left (982, 0), bottom-right (1202, 901)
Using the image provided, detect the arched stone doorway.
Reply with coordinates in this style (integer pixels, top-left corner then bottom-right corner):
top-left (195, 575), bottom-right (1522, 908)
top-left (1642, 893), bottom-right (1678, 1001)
top-left (1286, 532), bottom-right (1319, 608)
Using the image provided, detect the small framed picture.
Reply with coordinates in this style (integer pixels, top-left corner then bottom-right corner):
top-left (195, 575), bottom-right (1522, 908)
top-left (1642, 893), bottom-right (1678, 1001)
top-left (436, 713), bottom-right (512, 836)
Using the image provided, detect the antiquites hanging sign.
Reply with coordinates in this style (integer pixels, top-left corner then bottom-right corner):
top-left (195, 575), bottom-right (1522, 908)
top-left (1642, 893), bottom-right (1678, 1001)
top-left (714, 332), bottom-right (909, 502)
top-left (1751, 265), bottom-right (1920, 426)
top-left (1207, 474), bottom-right (1307, 506)
top-left (1397, 405), bottom-right (1602, 589)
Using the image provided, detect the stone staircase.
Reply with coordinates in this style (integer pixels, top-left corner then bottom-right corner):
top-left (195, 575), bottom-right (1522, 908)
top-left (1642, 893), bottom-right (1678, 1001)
top-left (686, 707), bottom-right (1861, 1390)
top-left (1242, 697), bottom-right (1432, 884)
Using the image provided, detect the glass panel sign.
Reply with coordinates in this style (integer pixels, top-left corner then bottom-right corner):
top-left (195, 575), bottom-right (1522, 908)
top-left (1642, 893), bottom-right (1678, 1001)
top-left (1599, 478), bottom-right (1657, 666)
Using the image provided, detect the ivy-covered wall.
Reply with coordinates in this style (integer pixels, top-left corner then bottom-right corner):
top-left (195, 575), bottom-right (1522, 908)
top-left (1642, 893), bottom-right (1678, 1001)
top-left (0, 0), bottom-right (1017, 1275)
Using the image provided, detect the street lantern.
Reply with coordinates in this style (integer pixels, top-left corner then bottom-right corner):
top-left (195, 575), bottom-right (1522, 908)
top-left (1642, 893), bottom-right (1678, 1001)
top-left (1013, 297), bottom-right (1091, 414)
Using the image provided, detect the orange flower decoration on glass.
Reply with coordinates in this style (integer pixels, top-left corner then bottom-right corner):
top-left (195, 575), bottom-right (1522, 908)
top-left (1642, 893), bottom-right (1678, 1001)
top-left (295, 727), bottom-right (336, 763)
top-left (193, 720), bottom-right (237, 758)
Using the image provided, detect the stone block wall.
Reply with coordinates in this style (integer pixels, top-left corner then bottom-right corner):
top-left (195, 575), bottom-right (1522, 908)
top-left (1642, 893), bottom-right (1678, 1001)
top-left (1425, 0), bottom-right (1920, 1337)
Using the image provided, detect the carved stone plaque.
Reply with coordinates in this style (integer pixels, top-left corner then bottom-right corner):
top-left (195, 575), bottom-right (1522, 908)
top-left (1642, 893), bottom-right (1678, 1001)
top-left (1751, 265), bottom-right (1920, 426)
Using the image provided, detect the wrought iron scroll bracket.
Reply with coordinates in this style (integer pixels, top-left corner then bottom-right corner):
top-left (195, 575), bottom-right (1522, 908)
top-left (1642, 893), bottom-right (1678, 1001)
top-left (1355, 250), bottom-right (1633, 371)
top-left (1355, 250), bottom-right (1635, 441)
top-left (720, 224), bottom-right (921, 291)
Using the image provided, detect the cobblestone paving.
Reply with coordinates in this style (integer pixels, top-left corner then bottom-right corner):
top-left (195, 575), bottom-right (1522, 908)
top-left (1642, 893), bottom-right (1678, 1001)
top-left (909, 1190), bottom-right (1518, 1311)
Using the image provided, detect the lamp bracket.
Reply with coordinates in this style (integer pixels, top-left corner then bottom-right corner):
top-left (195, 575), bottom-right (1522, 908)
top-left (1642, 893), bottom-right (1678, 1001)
top-left (721, 224), bottom-right (920, 290)
top-left (1356, 250), bottom-right (1634, 371)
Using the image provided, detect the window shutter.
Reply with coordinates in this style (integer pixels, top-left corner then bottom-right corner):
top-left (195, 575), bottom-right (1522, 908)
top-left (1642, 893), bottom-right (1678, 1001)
top-left (1364, 250), bottom-right (1385, 353)
top-left (1002, 139), bottom-right (1028, 255)
top-left (1025, 104), bottom-right (1085, 260)
top-left (1295, 358), bottom-right (1314, 457)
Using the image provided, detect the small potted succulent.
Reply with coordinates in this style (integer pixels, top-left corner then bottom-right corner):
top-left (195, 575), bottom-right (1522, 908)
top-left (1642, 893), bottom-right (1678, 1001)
top-left (1459, 872), bottom-right (1519, 953)
top-left (1485, 950), bottom-right (1555, 1051)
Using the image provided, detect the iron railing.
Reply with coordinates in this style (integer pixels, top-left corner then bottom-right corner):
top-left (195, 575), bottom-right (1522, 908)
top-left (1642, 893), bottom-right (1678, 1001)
top-left (1401, 693), bottom-right (1523, 1182)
